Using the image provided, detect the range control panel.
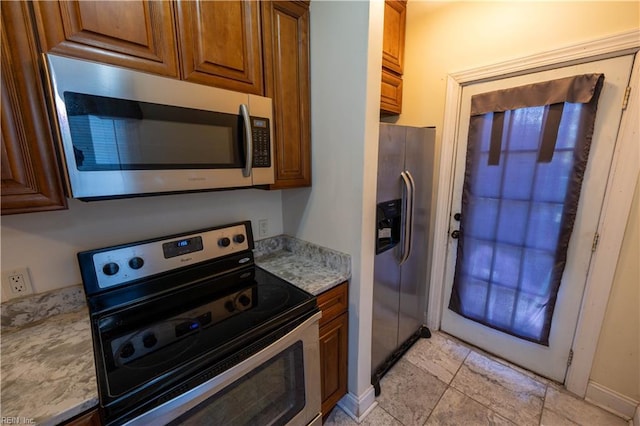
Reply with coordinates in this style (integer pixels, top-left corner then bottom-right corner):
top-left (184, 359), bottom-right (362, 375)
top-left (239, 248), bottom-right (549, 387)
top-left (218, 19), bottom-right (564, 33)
top-left (83, 222), bottom-right (252, 291)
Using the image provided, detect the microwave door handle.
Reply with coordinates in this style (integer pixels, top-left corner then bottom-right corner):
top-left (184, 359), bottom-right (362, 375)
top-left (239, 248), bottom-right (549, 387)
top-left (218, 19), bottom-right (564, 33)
top-left (240, 104), bottom-right (252, 178)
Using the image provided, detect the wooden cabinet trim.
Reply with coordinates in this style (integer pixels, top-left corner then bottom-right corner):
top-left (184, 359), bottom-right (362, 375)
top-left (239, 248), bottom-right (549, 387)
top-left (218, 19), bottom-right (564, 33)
top-left (1, 1), bottom-right (67, 215)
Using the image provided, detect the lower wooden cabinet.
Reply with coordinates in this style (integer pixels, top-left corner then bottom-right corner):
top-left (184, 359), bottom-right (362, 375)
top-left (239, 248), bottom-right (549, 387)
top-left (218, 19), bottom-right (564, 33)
top-left (317, 282), bottom-right (348, 418)
top-left (63, 408), bottom-right (100, 426)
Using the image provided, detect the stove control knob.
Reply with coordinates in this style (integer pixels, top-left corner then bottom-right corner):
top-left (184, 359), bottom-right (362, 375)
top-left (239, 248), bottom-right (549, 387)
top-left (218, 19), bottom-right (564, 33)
top-left (129, 257), bottom-right (144, 270)
top-left (238, 294), bottom-right (251, 307)
top-left (233, 234), bottom-right (246, 244)
top-left (142, 333), bottom-right (157, 348)
top-left (218, 237), bottom-right (231, 248)
top-left (224, 300), bottom-right (236, 312)
top-left (103, 262), bottom-right (120, 276)
top-left (119, 342), bottom-right (135, 359)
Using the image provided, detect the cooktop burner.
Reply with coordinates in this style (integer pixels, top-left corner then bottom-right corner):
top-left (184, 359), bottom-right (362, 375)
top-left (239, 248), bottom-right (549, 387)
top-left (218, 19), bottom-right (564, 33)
top-left (98, 266), bottom-right (313, 398)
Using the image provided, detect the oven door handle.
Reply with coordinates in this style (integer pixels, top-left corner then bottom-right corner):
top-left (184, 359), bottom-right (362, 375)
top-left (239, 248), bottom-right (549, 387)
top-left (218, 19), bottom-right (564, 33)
top-left (240, 104), bottom-right (253, 178)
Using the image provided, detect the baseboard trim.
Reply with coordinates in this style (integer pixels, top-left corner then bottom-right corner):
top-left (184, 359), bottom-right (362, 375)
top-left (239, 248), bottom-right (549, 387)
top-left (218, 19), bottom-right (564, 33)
top-left (337, 386), bottom-right (377, 422)
top-left (585, 380), bottom-right (638, 420)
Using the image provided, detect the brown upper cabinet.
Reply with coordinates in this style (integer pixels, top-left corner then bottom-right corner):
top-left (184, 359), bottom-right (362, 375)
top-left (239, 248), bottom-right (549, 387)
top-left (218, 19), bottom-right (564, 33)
top-left (175, 1), bottom-right (264, 95)
top-left (262, 1), bottom-right (311, 188)
top-left (32, 1), bottom-right (180, 78)
top-left (1, 2), bottom-right (67, 215)
top-left (32, 0), bottom-right (263, 94)
top-left (380, 0), bottom-right (407, 115)
top-left (382, 0), bottom-right (406, 75)
top-left (2, 0), bottom-right (312, 214)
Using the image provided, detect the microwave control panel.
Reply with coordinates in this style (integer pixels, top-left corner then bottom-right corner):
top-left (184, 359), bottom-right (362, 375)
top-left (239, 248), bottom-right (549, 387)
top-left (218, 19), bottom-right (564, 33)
top-left (251, 117), bottom-right (271, 168)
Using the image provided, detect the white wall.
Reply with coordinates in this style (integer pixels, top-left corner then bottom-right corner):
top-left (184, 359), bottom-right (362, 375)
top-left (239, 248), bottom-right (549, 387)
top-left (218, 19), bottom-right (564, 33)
top-left (399, 0), bottom-right (639, 405)
top-left (282, 0), bottom-right (384, 415)
top-left (1, 190), bottom-right (283, 300)
top-left (590, 175), bottom-right (640, 402)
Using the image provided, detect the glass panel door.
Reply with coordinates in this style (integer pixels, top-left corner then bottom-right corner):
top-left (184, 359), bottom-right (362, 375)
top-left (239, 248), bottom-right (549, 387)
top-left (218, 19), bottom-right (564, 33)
top-left (440, 54), bottom-right (634, 381)
top-left (449, 102), bottom-right (594, 345)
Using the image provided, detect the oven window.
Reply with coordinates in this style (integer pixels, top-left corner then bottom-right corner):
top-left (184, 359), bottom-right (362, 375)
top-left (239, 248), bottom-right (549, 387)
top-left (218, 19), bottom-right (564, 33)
top-left (168, 341), bottom-right (305, 426)
top-left (64, 92), bottom-right (243, 170)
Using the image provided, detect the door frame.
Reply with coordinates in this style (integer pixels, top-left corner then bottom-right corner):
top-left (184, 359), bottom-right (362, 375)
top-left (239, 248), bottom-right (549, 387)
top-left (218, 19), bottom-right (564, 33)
top-left (427, 29), bottom-right (639, 397)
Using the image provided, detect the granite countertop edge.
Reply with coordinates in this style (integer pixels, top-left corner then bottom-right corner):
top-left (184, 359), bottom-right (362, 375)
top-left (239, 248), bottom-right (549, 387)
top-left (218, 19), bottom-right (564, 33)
top-left (0, 235), bottom-right (351, 425)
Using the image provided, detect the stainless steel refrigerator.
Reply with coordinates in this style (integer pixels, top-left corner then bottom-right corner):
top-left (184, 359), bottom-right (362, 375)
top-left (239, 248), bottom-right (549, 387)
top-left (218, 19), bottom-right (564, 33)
top-left (371, 124), bottom-right (435, 394)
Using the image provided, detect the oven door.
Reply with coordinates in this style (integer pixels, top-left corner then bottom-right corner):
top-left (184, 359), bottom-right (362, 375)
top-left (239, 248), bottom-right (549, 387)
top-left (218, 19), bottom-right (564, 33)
top-left (43, 53), bottom-right (274, 200)
top-left (124, 312), bottom-right (322, 426)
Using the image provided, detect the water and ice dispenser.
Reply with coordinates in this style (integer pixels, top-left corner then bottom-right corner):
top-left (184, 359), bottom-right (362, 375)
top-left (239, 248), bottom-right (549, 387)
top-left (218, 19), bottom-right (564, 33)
top-left (375, 199), bottom-right (402, 254)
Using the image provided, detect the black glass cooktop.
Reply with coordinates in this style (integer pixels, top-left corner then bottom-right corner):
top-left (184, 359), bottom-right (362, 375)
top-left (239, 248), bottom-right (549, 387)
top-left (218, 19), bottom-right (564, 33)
top-left (91, 264), bottom-right (317, 420)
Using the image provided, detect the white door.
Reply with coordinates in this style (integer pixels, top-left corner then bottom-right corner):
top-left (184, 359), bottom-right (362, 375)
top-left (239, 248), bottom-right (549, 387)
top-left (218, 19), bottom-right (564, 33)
top-left (440, 54), bottom-right (635, 382)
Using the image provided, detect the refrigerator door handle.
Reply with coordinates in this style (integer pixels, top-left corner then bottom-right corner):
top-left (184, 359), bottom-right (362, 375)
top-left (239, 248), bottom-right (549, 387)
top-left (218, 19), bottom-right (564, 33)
top-left (400, 171), bottom-right (414, 265)
top-left (406, 170), bottom-right (416, 259)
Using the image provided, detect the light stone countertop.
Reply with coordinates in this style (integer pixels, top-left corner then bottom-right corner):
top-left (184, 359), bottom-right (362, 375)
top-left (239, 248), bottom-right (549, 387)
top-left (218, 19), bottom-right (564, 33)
top-left (0, 308), bottom-right (97, 425)
top-left (256, 251), bottom-right (349, 295)
top-left (0, 235), bottom-right (350, 425)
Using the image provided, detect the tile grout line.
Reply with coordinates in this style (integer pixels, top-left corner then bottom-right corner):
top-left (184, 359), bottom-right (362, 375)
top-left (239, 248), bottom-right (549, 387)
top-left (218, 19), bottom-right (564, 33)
top-left (451, 349), bottom-right (518, 425)
top-left (419, 340), bottom-right (474, 426)
top-left (539, 382), bottom-right (550, 426)
top-left (378, 405), bottom-right (407, 426)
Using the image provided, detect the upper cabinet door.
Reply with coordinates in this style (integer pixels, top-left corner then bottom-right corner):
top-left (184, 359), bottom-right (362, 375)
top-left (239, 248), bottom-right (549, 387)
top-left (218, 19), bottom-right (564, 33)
top-left (32, 1), bottom-right (179, 77)
top-left (262, 1), bottom-right (311, 188)
top-left (1, 2), bottom-right (67, 215)
top-left (175, 1), bottom-right (264, 95)
top-left (382, 0), bottom-right (407, 75)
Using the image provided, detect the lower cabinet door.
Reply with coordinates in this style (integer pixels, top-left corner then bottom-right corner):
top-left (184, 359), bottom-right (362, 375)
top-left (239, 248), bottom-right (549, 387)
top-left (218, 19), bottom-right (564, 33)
top-left (63, 408), bottom-right (100, 426)
top-left (319, 312), bottom-right (348, 418)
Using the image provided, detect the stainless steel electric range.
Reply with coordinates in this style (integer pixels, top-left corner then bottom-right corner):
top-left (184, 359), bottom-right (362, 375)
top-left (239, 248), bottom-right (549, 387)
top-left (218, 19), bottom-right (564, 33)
top-left (78, 221), bottom-right (322, 426)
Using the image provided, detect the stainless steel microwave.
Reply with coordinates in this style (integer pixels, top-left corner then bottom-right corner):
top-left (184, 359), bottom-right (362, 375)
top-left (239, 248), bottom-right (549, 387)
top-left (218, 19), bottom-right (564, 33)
top-left (42, 53), bottom-right (274, 200)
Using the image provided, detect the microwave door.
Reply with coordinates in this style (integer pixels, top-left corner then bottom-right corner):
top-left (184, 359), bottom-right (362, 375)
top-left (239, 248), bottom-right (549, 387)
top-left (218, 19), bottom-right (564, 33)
top-left (43, 53), bottom-right (265, 199)
top-left (59, 102), bottom-right (254, 199)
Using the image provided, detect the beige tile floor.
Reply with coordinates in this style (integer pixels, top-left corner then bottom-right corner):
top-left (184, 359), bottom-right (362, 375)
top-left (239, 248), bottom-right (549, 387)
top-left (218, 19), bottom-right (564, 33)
top-left (325, 331), bottom-right (629, 426)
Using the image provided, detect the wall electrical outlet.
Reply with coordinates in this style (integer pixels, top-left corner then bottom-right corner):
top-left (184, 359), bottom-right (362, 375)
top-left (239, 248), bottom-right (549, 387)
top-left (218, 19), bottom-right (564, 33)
top-left (258, 219), bottom-right (269, 238)
top-left (2, 267), bottom-right (34, 299)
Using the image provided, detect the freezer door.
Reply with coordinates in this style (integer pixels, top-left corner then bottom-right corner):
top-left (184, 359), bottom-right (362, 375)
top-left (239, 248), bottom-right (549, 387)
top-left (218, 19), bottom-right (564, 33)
top-left (376, 124), bottom-right (406, 201)
top-left (372, 124), bottom-right (406, 374)
top-left (397, 127), bottom-right (435, 345)
top-left (372, 247), bottom-right (401, 373)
